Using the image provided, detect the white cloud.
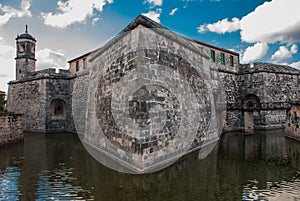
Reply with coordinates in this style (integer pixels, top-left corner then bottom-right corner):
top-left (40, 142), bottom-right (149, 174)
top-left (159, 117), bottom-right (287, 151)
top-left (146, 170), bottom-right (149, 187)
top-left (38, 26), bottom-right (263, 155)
top-left (198, 0), bottom-right (300, 44)
top-left (0, 0), bottom-right (31, 26)
top-left (271, 44), bottom-right (298, 63)
top-left (146, 0), bottom-right (163, 7)
top-left (0, 42), bottom-right (15, 91)
top-left (92, 17), bottom-right (100, 26)
top-left (36, 48), bottom-right (68, 70)
top-left (290, 44), bottom-right (298, 54)
top-left (241, 42), bottom-right (269, 63)
top-left (198, 0), bottom-right (300, 63)
top-left (239, 0), bottom-right (300, 44)
top-left (169, 8), bottom-right (178, 16)
top-left (290, 61), bottom-right (300, 69)
top-left (142, 9), bottom-right (162, 23)
top-left (42, 0), bottom-right (113, 28)
top-left (197, 18), bottom-right (240, 34)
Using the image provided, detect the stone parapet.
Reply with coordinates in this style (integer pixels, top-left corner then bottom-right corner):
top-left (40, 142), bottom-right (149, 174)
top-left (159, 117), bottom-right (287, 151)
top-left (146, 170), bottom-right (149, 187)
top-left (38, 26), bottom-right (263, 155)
top-left (0, 114), bottom-right (23, 146)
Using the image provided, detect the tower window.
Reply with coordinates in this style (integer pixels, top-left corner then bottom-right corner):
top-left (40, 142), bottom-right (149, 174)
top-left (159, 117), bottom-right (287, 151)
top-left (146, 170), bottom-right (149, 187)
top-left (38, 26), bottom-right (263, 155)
top-left (31, 46), bottom-right (35, 54)
top-left (83, 58), bottom-right (87, 69)
top-left (18, 44), bottom-right (25, 53)
top-left (230, 55), bottom-right (234, 67)
top-left (221, 53), bottom-right (225, 65)
top-left (76, 61), bottom-right (79, 72)
top-left (210, 50), bottom-right (215, 63)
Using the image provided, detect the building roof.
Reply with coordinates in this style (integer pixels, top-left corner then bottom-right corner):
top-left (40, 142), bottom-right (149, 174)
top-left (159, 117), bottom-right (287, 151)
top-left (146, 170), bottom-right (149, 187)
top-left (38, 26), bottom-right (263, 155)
top-left (68, 15), bottom-right (239, 63)
top-left (0, 90), bottom-right (5, 95)
top-left (16, 25), bottom-right (36, 42)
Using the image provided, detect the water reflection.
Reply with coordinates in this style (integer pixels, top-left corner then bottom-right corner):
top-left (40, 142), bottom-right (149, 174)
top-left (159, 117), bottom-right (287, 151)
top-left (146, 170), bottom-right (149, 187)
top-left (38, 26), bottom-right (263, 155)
top-left (0, 130), bottom-right (299, 201)
top-left (0, 166), bottom-right (21, 200)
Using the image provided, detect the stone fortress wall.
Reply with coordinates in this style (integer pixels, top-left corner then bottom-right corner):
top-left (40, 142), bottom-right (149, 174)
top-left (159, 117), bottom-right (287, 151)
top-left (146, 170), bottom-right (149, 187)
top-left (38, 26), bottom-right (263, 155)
top-left (7, 68), bottom-right (75, 133)
top-left (286, 103), bottom-right (300, 140)
top-left (221, 63), bottom-right (300, 132)
top-left (6, 15), bottom-right (300, 135)
top-left (0, 114), bottom-right (23, 146)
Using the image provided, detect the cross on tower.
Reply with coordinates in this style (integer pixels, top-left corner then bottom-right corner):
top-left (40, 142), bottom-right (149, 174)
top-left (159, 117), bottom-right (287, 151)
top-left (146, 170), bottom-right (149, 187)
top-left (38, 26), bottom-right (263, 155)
top-left (25, 25), bottom-right (28, 34)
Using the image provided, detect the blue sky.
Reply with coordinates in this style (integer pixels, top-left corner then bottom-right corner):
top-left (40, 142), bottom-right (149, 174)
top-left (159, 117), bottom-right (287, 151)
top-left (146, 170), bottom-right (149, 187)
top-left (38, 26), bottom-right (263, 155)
top-left (0, 0), bottom-right (300, 91)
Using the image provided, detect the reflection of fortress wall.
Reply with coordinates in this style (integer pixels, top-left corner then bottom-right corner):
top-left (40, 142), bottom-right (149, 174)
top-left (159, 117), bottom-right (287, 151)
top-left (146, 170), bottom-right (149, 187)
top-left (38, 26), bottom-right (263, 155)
top-left (285, 137), bottom-right (300, 168)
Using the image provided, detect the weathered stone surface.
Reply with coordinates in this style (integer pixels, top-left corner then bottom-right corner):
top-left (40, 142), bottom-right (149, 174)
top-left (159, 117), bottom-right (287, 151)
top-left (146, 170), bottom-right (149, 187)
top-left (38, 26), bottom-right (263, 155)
top-left (72, 25), bottom-right (225, 173)
top-left (7, 69), bottom-right (75, 133)
top-left (0, 114), bottom-right (23, 146)
top-left (222, 62), bottom-right (300, 132)
top-left (286, 104), bottom-right (300, 141)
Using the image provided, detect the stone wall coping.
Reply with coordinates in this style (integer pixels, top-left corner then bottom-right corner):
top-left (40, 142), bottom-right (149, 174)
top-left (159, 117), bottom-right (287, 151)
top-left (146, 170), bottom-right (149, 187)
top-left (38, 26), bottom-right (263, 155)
top-left (289, 101), bottom-right (300, 105)
top-left (0, 113), bottom-right (23, 117)
top-left (240, 62), bottom-right (300, 75)
top-left (90, 17), bottom-right (209, 63)
top-left (8, 74), bottom-right (75, 84)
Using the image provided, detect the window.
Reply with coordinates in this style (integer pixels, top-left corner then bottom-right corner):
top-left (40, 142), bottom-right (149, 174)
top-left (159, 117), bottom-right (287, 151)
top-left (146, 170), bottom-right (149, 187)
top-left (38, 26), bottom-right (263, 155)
top-left (210, 50), bottom-right (215, 63)
top-left (76, 61), bottom-right (79, 72)
top-left (18, 43), bottom-right (25, 53)
top-left (221, 53), bottom-right (225, 65)
top-left (50, 99), bottom-right (65, 119)
top-left (54, 103), bottom-right (63, 116)
top-left (230, 55), bottom-right (234, 67)
top-left (31, 45), bottom-right (35, 54)
top-left (83, 58), bottom-right (87, 69)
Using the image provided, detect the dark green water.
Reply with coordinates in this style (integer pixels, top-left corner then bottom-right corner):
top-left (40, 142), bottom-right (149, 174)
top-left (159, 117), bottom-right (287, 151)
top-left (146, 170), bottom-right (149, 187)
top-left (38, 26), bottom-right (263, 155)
top-left (0, 130), bottom-right (299, 201)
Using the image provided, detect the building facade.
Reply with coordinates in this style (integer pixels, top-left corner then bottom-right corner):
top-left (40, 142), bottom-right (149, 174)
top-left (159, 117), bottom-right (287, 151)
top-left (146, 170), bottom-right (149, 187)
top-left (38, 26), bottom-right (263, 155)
top-left (7, 27), bottom-right (74, 133)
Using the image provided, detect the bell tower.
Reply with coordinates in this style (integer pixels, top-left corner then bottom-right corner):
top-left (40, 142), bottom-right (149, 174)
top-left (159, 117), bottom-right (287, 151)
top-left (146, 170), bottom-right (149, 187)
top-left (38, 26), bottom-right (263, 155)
top-left (15, 25), bottom-right (36, 80)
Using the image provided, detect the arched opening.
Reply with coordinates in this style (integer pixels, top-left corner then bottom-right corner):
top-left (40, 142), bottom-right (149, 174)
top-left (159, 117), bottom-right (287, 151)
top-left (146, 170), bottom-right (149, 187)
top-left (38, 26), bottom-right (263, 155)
top-left (242, 94), bottom-right (261, 134)
top-left (50, 99), bottom-right (65, 119)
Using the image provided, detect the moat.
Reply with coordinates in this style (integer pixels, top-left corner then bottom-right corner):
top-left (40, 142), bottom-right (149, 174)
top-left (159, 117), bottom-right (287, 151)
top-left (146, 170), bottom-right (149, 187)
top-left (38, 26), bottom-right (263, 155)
top-left (0, 130), bottom-right (299, 201)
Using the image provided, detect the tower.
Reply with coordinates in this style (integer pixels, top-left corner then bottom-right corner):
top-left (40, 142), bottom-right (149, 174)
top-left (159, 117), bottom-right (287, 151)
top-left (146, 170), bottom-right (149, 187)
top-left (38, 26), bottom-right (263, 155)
top-left (15, 25), bottom-right (36, 80)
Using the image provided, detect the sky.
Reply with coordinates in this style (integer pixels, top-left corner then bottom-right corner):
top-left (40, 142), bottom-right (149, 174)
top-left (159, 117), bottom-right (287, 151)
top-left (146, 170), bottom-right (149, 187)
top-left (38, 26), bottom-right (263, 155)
top-left (0, 0), bottom-right (300, 92)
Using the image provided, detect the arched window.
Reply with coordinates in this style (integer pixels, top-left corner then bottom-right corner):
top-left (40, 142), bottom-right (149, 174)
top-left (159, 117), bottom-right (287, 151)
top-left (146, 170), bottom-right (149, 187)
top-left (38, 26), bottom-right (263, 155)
top-left (242, 94), bottom-right (261, 111)
top-left (54, 102), bottom-right (64, 116)
top-left (50, 99), bottom-right (65, 119)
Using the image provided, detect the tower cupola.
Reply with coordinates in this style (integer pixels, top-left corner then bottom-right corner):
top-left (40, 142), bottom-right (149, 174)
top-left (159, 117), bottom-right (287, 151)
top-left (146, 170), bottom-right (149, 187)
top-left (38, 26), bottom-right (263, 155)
top-left (15, 25), bottom-right (36, 80)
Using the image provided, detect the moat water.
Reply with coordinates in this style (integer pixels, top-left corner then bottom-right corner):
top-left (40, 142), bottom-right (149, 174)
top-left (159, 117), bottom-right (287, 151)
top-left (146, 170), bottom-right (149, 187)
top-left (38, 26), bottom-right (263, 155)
top-left (0, 130), bottom-right (299, 201)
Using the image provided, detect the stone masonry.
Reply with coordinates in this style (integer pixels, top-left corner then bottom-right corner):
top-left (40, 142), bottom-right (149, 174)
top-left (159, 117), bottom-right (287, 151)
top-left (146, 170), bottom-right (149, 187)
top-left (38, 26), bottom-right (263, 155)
top-left (6, 15), bottom-right (300, 137)
top-left (71, 18), bottom-right (225, 173)
top-left (7, 69), bottom-right (74, 133)
top-left (0, 114), bottom-right (23, 146)
top-left (286, 103), bottom-right (300, 141)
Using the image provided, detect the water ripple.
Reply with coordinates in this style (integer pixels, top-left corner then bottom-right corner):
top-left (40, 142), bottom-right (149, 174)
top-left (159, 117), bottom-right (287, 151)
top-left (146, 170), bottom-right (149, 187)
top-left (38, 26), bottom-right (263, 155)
top-left (36, 163), bottom-right (93, 201)
top-left (241, 173), bottom-right (300, 201)
top-left (0, 166), bottom-right (21, 201)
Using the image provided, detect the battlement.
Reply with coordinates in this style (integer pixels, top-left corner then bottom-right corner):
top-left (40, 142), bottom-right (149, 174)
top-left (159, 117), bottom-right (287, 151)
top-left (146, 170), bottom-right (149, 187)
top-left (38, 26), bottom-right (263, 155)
top-left (9, 68), bottom-right (74, 84)
top-left (239, 62), bottom-right (300, 75)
